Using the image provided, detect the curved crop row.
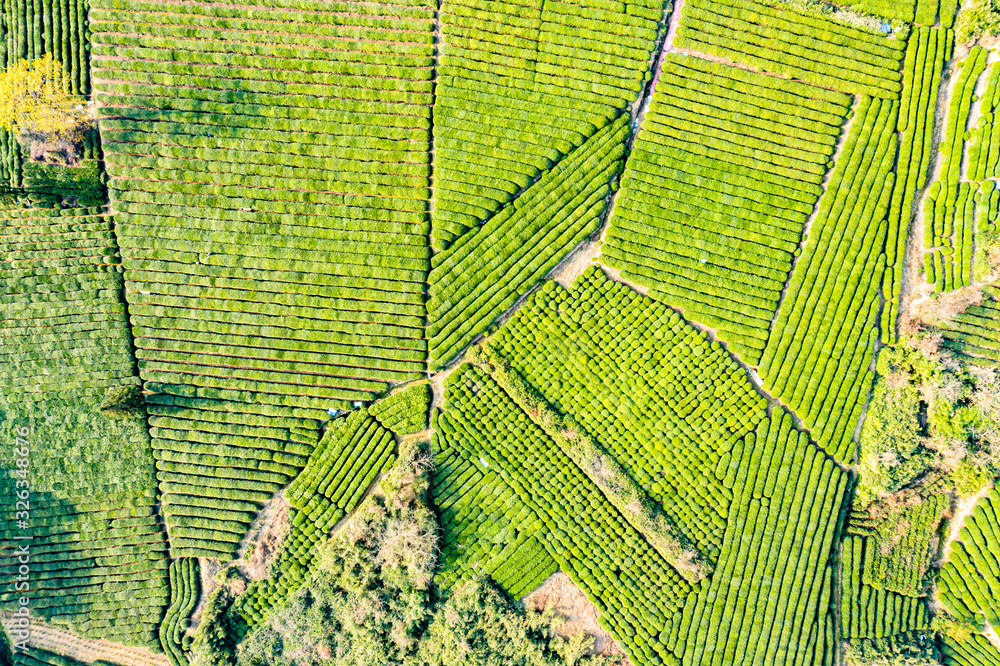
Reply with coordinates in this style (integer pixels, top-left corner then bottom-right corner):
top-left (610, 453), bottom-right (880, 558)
top-left (158, 558), bottom-right (200, 666)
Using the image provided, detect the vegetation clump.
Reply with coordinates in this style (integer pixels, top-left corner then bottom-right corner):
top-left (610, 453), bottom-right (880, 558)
top-left (0, 54), bottom-right (91, 163)
top-left (857, 332), bottom-right (1000, 509)
top-left (99, 384), bottom-right (144, 418)
top-left (192, 442), bottom-right (611, 666)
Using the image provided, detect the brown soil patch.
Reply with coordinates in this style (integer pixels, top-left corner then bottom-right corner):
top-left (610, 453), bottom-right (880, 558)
top-left (552, 240), bottom-right (600, 288)
top-left (910, 285), bottom-right (984, 327)
top-left (522, 572), bottom-right (631, 663)
top-left (241, 494), bottom-right (291, 582)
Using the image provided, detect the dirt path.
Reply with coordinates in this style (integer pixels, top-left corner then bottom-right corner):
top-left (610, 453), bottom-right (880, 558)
top-left (0, 620), bottom-right (170, 666)
top-left (941, 483), bottom-right (994, 565)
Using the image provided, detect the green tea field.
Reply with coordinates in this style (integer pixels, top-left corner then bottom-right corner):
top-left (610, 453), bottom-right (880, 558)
top-left (1, 0), bottom-right (1000, 665)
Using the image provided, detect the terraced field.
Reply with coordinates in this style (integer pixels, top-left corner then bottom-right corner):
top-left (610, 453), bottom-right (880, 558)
top-left (2, 0), bottom-right (1000, 665)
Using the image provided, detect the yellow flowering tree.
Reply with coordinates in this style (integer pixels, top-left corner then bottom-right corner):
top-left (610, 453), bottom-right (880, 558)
top-left (0, 54), bottom-right (90, 144)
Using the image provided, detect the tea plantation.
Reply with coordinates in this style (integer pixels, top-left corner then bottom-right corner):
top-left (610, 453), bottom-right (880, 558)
top-left (2, 0), bottom-right (1000, 665)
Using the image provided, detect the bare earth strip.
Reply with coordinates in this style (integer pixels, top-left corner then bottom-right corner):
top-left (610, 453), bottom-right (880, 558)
top-left (0, 619), bottom-right (170, 666)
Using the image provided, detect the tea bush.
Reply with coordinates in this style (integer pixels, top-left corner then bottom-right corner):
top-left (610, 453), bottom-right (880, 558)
top-left (88, 0), bottom-right (434, 555)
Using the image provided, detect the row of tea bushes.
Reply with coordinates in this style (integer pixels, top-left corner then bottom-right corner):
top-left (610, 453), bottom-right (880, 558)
top-left (760, 96), bottom-right (898, 462)
top-left (922, 46), bottom-right (989, 294)
top-left (157, 558), bottom-right (199, 666)
top-left (490, 267), bottom-right (769, 562)
top-left (88, 0), bottom-right (435, 554)
top-left (966, 62), bottom-right (1000, 183)
top-left (940, 287), bottom-right (1000, 367)
top-left (427, 116), bottom-right (628, 369)
top-left (943, 633), bottom-right (1000, 666)
top-left (431, 0), bottom-right (664, 248)
top-left (603, 55), bottom-right (850, 364)
top-left (0, 205), bottom-right (170, 648)
top-left (674, 0), bottom-right (906, 98)
top-left (883, 27), bottom-right (950, 342)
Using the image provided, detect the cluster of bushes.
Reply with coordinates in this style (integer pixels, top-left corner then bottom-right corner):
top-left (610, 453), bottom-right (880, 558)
top-left (675, 0), bottom-right (906, 98)
top-left (604, 56), bottom-right (850, 364)
top-left (427, 116), bottom-right (628, 369)
top-left (430, 0), bottom-right (661, 249)
top-left (159, 558), bottom-right (201, 666)
top-left (846, 0), bottom-right (916, 22)
top-left (849, 484), bottom-right (949, 598)
top-left (884, 27), bottom-right (951, 343)
top-left (490, 268), bottom-right (769, 560)
top-left (760, 96), bottom-right (898, 462)
top-left (863, 326), bottom-right (1000, 495)
top-left (368, 382), bottom-right (430, 435)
